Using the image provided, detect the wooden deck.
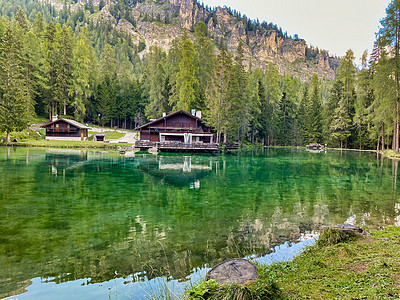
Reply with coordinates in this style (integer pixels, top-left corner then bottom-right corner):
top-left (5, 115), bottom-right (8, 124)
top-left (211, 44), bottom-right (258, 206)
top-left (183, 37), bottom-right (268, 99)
top-left (135, 141), bottom-right (238, 153)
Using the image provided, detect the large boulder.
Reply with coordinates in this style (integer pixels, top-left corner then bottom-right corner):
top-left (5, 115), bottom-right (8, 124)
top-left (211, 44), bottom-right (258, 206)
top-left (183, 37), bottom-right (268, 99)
top-left (206, 258), bottom-right (258, 285)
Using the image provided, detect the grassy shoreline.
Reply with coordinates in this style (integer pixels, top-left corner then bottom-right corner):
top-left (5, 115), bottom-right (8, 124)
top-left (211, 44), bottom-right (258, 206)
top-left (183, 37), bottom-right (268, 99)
top-left (186, 226), bottom-right (400, 299)
top-left (0, 140), bottom-right (132, 149)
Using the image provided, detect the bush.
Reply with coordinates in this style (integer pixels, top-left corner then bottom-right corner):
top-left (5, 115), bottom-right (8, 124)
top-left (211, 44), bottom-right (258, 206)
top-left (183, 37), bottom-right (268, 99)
top-left (317, 228), bottom-right (357, 247)
top-left (186, 278), bottom-right (281, 300)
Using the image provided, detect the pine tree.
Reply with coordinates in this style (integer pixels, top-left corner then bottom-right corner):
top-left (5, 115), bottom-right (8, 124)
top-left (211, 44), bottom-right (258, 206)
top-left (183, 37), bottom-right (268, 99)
top-left (54, 25), bottom-right (73, 116)
top-left (144, 46), bottom-right (169, 119)
top-left (378, 0), bottom-right (400, 152)
top-left (331, 80), bottom-right (351, 149)
top-left (170, 38), bottom-right (198, 112)
top-left (71, 27), bottom-right (97, 121)
top-left (275, 75), bottom-right (298, 146)
top-left (205, 46), bottom-right (232, 144)
top-left (305, 74), bottom-right (322, 143)
top-left (354, 50), bottom-right (375, 149)
top-left (296, 86), bottom-right (309, 146)
top-left (0, 22), bottom-right (34, 143)
top-left (193, 21), bottom-right (215, 111)
top-left (42, 21), bottom-right (56, 119)
top-left (337, 49), bottom-right (356, 148)
top-left (259, 63), bottom-right (280, 145)
top-left (229, 40), bottom-right (249, 143)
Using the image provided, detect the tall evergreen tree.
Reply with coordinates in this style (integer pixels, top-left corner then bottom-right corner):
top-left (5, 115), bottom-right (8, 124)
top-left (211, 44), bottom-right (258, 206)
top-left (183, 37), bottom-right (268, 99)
top-left (170, 38), bottom-right (198, 112)
top-left (54, 25), bottom-right (73, 116)
top-left (71, 27), bottom-right (97, 121)
top-left (144, 46), bottom-right (169, 119)
top-left (0, 22), bottom-right (34, 143)
top-left (378, 0), bottom-right (400, 152)
top-left (205, 46), bottom-right (232, 144)
top-left (305, 74), bottom-right (322, 143)
top-left (193, 21), bottom-right (215, 111)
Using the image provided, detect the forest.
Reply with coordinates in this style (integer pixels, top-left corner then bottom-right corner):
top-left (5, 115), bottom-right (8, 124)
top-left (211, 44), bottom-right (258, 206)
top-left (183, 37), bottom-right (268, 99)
top-left (0, 0), bottom-right (399, 151)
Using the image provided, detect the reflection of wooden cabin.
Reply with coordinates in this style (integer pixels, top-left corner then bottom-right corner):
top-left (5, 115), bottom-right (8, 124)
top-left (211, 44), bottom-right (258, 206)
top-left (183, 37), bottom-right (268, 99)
top-left (135, 110), bottom-right (219, 152)
top-left (306, 143), bottom-right (323, 151)
top-left (42, 118), bottom-right (89, 141)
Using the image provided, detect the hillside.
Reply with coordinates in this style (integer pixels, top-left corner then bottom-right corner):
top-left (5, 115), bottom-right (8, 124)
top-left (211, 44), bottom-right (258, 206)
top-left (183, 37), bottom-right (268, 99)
top-left (47, 0), bottom-right (340, 81)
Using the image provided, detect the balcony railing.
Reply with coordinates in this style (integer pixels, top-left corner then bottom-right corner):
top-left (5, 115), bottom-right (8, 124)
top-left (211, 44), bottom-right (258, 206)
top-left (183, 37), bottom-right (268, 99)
top-left (46, 128), bottom-right (79, 133)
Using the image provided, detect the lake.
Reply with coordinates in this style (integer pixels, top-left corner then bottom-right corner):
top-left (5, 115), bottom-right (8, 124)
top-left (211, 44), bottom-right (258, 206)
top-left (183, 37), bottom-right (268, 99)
top-left (1, 147), bottom-right (399, 299)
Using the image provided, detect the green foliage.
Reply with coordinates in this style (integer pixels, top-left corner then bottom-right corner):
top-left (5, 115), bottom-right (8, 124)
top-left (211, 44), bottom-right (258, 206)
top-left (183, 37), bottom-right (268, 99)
top-left (371, 225), bottom-right (400, 239)
top-left (317, 228), bottom-right (357, 247)
top-left (186, 279), bottom-right (281, 300)
top-left (264, 226), bottom-right (400, 299)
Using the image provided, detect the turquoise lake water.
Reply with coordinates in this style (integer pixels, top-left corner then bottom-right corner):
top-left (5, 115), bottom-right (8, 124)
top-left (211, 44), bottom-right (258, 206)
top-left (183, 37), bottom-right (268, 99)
top-left (0, 147), bottom-right (399, 299)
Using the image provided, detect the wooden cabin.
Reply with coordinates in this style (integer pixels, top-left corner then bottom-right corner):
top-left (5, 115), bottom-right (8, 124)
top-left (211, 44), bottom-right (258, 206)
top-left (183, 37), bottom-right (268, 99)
top-left (135, 110), bottom-right (218, 152)
top-left (42, 118), bottom-right (90, 141)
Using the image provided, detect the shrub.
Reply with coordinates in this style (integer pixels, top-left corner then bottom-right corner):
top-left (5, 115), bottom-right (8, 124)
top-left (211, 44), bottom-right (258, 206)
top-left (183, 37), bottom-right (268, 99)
top-left (317, 228), bottom-right (357, 247)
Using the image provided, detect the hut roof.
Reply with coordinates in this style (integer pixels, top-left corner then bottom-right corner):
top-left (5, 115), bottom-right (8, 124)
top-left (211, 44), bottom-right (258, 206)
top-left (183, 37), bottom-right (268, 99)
top-left (42, 118), bottom-right (90, 129)
top-left (138, 110), bottom-right (205, 130)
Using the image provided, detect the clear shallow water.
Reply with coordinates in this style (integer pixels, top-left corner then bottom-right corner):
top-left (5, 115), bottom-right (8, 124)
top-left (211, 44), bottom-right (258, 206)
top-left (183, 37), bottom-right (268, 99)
top-left (1, 147), bottom-right (399, 299)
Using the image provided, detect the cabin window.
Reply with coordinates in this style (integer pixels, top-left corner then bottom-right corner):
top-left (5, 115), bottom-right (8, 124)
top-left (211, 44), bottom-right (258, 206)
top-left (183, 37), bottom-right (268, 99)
top-left (56, 124), bottom-right (59, 128)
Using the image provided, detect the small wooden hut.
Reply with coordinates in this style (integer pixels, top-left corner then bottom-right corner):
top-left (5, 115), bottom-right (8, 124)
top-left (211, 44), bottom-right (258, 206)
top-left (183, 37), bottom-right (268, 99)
top-left (42, 118), bottom-right (90, 141)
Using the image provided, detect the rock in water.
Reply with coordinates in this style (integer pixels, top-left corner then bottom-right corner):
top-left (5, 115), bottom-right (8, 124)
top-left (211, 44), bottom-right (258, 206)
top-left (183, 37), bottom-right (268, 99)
top-left (322, 224), bottom-right (370, 236)
top-left (206, 259), bottom-right (258, 285)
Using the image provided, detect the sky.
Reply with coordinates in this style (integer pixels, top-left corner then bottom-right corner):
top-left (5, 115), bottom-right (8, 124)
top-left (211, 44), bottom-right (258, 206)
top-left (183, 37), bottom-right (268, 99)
top-left (200, 0), bottom-right (392, 64)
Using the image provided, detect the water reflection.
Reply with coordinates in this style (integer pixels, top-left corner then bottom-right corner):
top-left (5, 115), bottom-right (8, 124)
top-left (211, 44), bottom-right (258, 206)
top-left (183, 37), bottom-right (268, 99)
top-left (1, 147), bottom-right (400, 299)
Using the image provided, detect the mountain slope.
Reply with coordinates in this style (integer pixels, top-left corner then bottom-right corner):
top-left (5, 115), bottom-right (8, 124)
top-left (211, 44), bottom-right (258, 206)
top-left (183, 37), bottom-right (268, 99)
top-left (44, 0), bottom-right (340, 80)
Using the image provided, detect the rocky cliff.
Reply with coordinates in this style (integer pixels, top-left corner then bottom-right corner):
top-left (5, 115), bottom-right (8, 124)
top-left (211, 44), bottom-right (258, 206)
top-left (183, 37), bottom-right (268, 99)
top-left (61, 0), bottom-right (341, 80)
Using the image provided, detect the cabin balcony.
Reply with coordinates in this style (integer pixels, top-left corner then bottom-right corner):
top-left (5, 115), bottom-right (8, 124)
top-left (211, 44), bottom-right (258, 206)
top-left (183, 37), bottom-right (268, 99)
top-left (46, 128), bottom-right (79, 133)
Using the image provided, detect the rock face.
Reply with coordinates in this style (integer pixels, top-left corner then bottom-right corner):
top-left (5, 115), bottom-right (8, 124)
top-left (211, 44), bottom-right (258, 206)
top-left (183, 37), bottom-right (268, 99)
top-left (206, 259), bottom-right (258, 285)
top-left (56, 0), bottom-right (341, 80)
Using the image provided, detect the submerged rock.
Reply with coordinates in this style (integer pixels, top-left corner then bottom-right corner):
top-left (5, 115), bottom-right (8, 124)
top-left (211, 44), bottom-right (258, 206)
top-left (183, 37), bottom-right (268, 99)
top-left (206, 258), bottom-right (258, 285)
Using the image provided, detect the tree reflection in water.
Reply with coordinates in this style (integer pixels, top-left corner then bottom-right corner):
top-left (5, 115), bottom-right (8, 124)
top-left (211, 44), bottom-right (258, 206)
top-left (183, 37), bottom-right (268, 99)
top-left (0, 147), bottom-right (399, 299)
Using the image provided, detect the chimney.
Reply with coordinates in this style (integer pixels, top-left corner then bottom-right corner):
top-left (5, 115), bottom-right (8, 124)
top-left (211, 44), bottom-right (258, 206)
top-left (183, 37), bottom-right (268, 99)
top-left (191, 109), bottom-right (196, 116)
top-left (195, 110), bottom-right (202, 119)
top-left (162, 112), bottom-right (166, 117)
top-left (52, 115), bottom-right (58, 121)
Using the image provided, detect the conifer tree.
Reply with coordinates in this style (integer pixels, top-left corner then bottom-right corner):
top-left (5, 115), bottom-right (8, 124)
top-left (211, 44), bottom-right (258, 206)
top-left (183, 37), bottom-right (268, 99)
top-left (71, 27), bottom-right (97, 121)
top-left (296, 86), bottom-right (309, 146)
top-left (170, 38), bottom-right (198, 112)
top-left (259, 63), bottom-right (280, 145)
top-left (206, 46), bottom-right (232, 144)
top-left (193, 21), bottom-right (215, 111)
top-left (306, 74), bottom-right (322, 143)
top-left (42, 21), bottom-right (56, 119)
top-left (275, 76), bottom-right (298, 146)
top-left (331, 80), bottom-right (351, 149)
top-left (0, 22), bottom-right (34, 143)
top-left (229, 40), bottom-right (249, 143)
top-left (378, 0), bottom-right (400, 152)
top-left (54, 25), bottom-right (73, 116)
top-left (144, 46), bottom-right (168, 119)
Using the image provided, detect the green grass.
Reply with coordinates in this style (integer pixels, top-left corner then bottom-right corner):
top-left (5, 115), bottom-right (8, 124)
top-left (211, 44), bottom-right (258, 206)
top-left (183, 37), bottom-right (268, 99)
top-left (263, 226), bottom-right (400, 299)
top-left (104, 131), bottom-right (125, 139)
top-left (185, 226), bottom-right (400, 299)
top-left (13, 139), bottom-right (125, 149)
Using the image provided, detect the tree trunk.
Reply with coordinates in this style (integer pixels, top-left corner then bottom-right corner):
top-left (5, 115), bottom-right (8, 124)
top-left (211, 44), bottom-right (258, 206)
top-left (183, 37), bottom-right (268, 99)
top-left (377, 131), bottom-right (380, 152)
top-left (6, 132), bottom-right (10, 143)
top-left (396, 101), bottom-right (399, 153)
top-left (64, 101), bottom-right (66, 116)
top-left (340, 140), bottom-right (343, 150)
top-left (382, 124), bottom-right (385, 151)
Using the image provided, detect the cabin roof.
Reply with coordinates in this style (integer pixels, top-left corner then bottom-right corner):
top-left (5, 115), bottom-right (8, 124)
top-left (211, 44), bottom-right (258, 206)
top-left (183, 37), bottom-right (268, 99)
top-left (139, 110), bottom-right (206, 130)
top-left (42, 118), bottom-right (90, 129)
